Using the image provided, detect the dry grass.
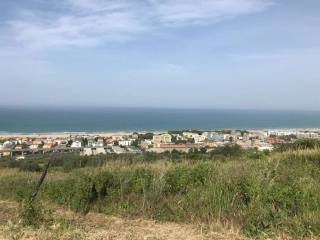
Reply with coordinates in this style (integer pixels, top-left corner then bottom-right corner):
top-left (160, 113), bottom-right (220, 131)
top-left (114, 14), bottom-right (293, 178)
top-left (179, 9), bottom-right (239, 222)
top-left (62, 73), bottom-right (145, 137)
top-left (0, 200), bottom-right (245, 240)
top-left (1, 152), bottom-right (320, 239)
top-left (0, 200), bottom-right (317, 240)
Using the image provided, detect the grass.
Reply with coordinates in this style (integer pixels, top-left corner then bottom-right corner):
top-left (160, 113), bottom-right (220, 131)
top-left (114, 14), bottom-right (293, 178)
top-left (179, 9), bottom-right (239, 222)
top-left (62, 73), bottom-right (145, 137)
top-left (0, 200), bottom-right (244, 240)
top-left (0, 148), bottom-right (320, 239)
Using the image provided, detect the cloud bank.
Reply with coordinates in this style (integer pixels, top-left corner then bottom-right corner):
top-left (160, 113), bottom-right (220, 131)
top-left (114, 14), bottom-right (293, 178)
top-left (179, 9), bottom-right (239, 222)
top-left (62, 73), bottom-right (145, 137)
top-left (2, 0), bottom-right (274, 50)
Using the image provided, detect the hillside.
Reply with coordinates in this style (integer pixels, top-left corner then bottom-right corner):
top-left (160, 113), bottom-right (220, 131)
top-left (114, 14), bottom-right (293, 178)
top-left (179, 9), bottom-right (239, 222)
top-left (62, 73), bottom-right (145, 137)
top-left (0, 145), bottom-right (319, 239)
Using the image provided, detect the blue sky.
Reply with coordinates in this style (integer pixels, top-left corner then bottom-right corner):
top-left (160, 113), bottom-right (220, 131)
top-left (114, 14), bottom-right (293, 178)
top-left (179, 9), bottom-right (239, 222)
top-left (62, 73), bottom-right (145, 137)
top-left (0, 0), bottom-right (319, 110)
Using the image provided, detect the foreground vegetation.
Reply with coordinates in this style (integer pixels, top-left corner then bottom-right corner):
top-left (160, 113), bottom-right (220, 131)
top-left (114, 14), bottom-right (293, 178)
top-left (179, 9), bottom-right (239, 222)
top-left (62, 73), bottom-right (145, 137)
top-left (0, 142), bottom-right (320, 239)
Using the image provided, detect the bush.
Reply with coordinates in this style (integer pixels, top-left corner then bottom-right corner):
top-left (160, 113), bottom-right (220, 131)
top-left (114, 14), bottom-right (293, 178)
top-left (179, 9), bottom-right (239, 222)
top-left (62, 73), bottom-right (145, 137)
top-left (69, 175), bottom-right (98, 214)
top-left (19, 161), bottom-right (42, 172)
top-left (94, 171), bottom-right (119, 200)
top-left (164, 163), bottom-right (211, 194)
top-left (211, 144), bottom-right (244, 157)
top-left (19, 198), bottom-right (52, 228)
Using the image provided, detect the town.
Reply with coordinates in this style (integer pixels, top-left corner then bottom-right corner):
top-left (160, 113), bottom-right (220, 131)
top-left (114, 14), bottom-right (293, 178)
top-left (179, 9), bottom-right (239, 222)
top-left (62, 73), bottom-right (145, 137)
top-left (0, 128), bottom-right (319, 160)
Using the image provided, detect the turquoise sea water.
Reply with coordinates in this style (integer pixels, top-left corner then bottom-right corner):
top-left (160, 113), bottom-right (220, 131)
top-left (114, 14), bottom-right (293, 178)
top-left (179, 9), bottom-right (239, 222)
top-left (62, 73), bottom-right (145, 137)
top-left (1, 108), bottom-right (320, 133)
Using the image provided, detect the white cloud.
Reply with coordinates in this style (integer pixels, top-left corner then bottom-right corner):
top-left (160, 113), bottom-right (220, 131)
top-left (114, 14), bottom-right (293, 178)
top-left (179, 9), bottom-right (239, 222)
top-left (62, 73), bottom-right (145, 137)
top-left (148, 0), bottom-right (274, 26)
top-left (1, 0), bottom-right (274, 50)
top-left (9, 11), bottom-right (147, 49)
top-left (67, 0), bottom-right (130, 12)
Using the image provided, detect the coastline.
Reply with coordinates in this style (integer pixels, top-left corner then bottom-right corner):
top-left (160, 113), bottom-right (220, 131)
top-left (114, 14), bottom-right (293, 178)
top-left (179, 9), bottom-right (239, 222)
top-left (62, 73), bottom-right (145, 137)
top-left (0, 131), bottom-right (165, 138)
top-left (1, 128), bottom-right (320, 138)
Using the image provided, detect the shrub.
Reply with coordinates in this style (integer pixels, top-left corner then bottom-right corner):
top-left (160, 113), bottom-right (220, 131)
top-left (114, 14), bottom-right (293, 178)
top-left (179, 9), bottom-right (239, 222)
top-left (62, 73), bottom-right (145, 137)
top-left (164, 163), bottom-right (211, 194)
top-left (94, 171), bottom-right (119, 199)
top-left (19, 198), bottom-right (52, 228)
top-left (129, 169), bottom-right (153, 194)
top-left (70, 174), bottom-right (98, 214)
top-left (19, 161), bottom-right (42, 172)
top-left (211, 144), bottom-right (244, 157)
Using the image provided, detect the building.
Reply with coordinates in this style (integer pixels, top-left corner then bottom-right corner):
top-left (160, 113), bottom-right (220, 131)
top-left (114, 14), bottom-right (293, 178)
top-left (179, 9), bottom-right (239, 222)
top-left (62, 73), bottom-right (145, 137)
top-left (112, 146), bottom-right (127, 154)
top-left (71, 141), bottom-right (82, 148)
top-left (267, 137), bottom-right (287, 144)
top-left (139, 140), bottom-right (152, 150)
top-left (297, 132), bottom-right (320, 139)
top-left (151, 143), bottom-right (190, 153)
top-left (236, 140), bottom-right (253, 150)
top-left (127, 146), bottom-right (142, 154)
top-left (2, 151), bottom-right (11, 157)
top-left (204, 132), bottom-right (224, 142)
top-left (3, 141), bottom-right (13, 149)
top-left (32, 140), bottom-right (43, 145)
top-left (204, 141), bottom-right (218, 149)
top-left (153, 134), bottom-right (172, 143)
top-left (182, 132), bottom-right (200, 139)
top-left (93, 147), bottom-right (106, 155)
top-left (268, 129), bottom-right (297, 137)
top-left (193, 134), bottom-right (206, 143)
top-left (43, 143), bottom-right (53, 150)
top-left (56, 139), bottom-right (68, 146)
top-left (82, 148), bottom-right (93, 156)
top-left (88, 140), bottom-right (104, 148)
top-left (248, 131), bottom-right (268, 141)
top-left (182, 132), bottom-right (206, 143)
top-left (29, 144), bottom-right (39, 150)
top-left (119, 140), bottom-right (134, 147)
top-left (81, 146), bottom-right (106, 156)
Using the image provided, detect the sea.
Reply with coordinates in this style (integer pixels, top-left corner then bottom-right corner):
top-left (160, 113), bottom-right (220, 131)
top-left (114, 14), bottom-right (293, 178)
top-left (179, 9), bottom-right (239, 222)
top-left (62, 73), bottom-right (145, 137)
top-left (1, 108), bottom-right (320, 134)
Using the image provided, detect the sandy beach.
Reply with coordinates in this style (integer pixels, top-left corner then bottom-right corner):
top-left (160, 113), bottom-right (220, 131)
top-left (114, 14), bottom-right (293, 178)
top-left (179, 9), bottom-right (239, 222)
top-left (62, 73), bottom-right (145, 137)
top-left (0, 131), bottom-right (165, 139)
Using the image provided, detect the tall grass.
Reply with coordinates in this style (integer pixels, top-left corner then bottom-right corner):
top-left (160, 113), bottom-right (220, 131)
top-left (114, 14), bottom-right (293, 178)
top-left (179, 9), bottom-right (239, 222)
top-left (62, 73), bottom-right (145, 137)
top-left (0, 149), bottom-right (320, 238)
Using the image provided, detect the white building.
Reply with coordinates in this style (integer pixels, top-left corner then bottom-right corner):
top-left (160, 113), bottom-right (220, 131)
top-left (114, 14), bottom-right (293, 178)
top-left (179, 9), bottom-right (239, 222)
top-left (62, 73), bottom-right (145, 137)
top-left (297, 132), bottom-right (320, 139)
top-left (82, 148), bottom-right (93, 156)
top-left (193, 134), bottom-right (206, 143)
top-left (81, 147), bottom-right (106, 156)
top-left (29, 144), bottom-right (39, 150)
top-left (71, 141), bottom-right (82, 148)
top-left (112, 146), bottom-right (127, 154)
top-left (204, 132), bottom-right (224, 142)
top-left (88, 140), bottom-right (104, 148)
top-left (119, 140), bottom-right (134, 147)
top-left (3, 141), bottom-right (13, 149)
top-left (182, 132), bottom-right (206, 143)
top-left (93, 147), bottom-right (106, 155)
top-left (267, 129), bottom-right (297, 137)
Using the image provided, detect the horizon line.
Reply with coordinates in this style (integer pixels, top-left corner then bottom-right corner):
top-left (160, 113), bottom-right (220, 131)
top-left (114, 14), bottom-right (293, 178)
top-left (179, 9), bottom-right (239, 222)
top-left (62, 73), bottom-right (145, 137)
top-left (0, 105), bottom-right (319, 113)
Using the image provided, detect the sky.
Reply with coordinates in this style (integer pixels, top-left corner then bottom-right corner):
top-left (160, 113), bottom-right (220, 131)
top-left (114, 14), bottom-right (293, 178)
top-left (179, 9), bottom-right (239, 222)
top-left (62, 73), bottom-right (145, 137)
top-left (0, 0), bottom-right (319, 110)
